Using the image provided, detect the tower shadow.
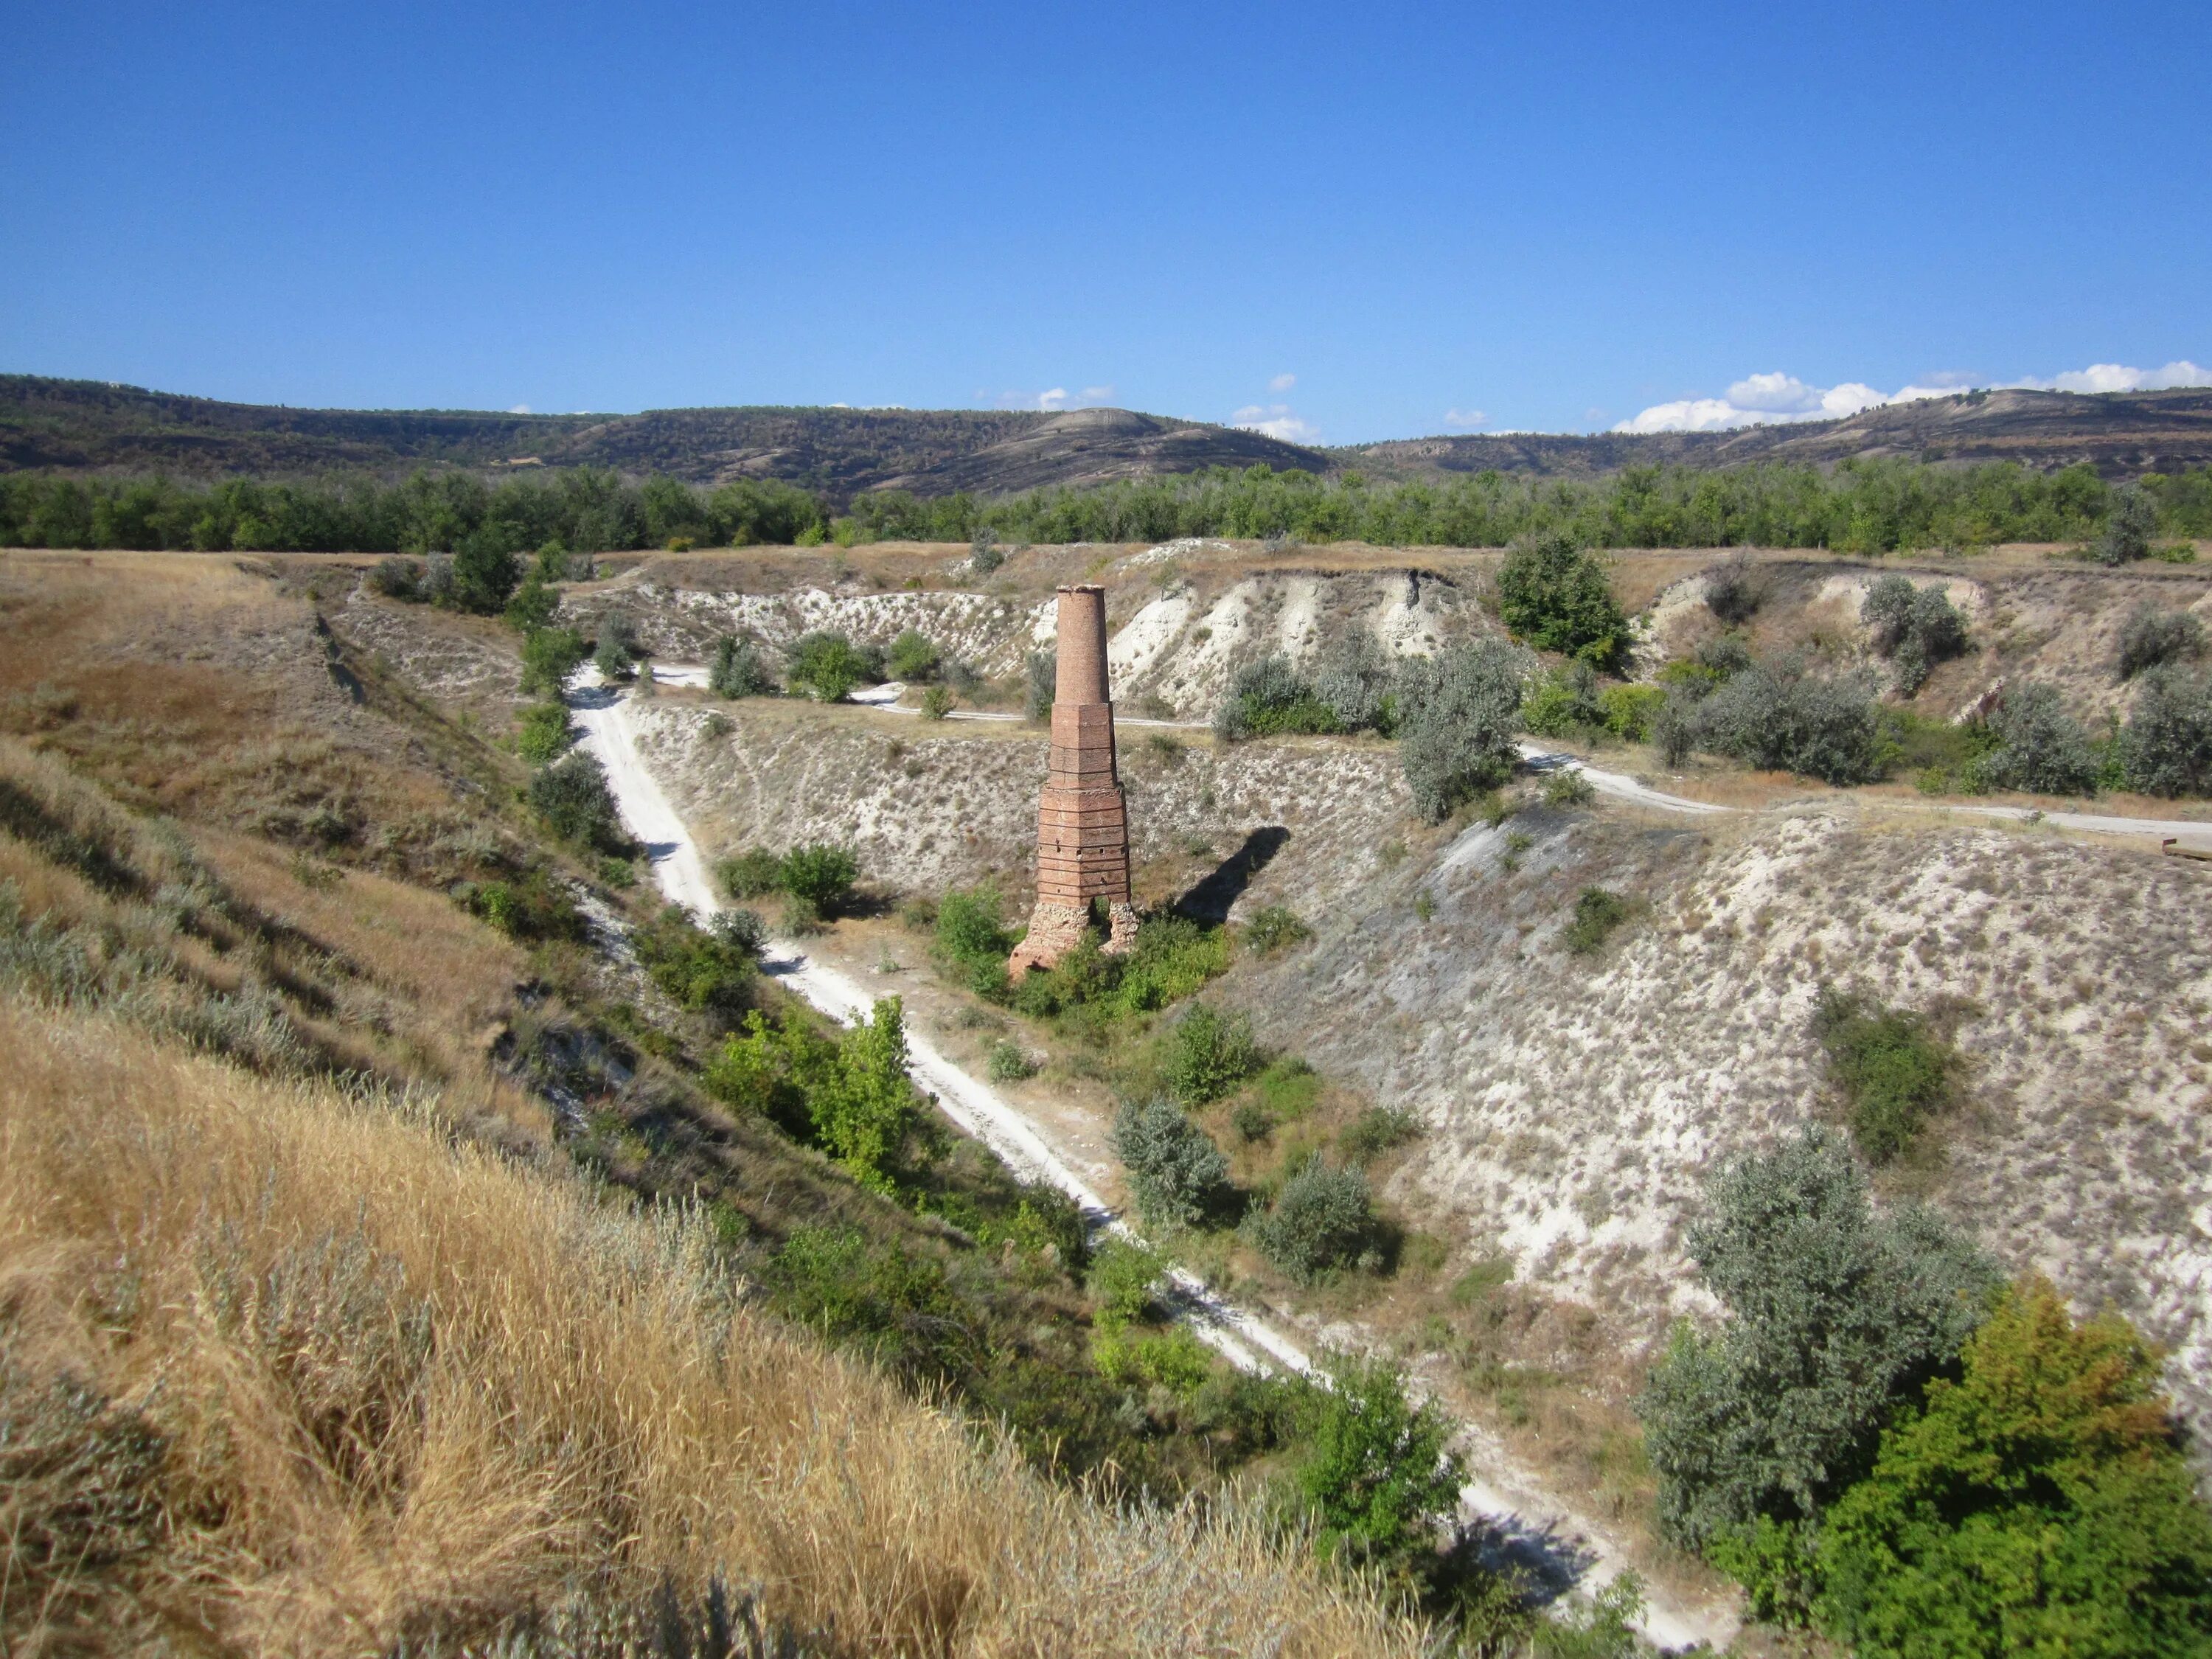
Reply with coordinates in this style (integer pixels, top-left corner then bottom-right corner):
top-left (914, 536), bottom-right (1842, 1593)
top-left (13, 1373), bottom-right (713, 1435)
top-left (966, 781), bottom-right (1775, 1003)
top-left (1172, 826), bottom-right (1290, 923)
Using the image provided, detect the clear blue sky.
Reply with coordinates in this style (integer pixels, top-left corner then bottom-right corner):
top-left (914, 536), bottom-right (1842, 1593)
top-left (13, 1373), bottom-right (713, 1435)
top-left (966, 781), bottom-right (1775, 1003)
top-left (4, 1), bottom-right (2207, 442)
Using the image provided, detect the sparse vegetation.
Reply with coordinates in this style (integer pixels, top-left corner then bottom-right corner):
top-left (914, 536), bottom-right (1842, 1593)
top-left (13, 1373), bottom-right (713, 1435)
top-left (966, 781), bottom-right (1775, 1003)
top-left (1023, 649), bottom-right (1055, 721)
top-left (1562, 886), bottom-right (1630, 955)
top-left (1242, 902), bottom-right (1311, 954)
top-left (1543, 767), bottom-right (1596, 807)
top-left (986, 1037), bottom-right (1034, 1082)
top-left (1703, 553), bottom-right (1764, 625)
top-left (1813, 987), bottom-right (1959, 1162)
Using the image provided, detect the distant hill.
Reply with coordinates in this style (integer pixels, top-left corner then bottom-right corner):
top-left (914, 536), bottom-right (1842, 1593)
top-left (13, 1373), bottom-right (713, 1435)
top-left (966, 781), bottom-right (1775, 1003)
top-left (6, 374), bottom-right (2209, 499)
top-left (0, 376), bottom-right (1330, 501)
top-left (1338, 387), bottom-right (2212, 481)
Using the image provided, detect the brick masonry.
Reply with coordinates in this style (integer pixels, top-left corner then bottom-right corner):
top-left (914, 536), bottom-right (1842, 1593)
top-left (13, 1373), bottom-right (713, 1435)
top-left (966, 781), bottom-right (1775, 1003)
top-left (1010, 585), bottom-right (1138, 973)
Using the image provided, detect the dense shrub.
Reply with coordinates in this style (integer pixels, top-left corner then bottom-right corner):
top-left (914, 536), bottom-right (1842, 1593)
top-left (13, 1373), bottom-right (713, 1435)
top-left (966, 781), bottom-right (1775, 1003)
top-left (1310, 633), bottom-right (1397, 733)
top-left (1495, 533), bottom-right (1629, 664)
top-left (1813, 987), bottom-right (1957, 1161)
top-left (2093, 482), bottom-right (2158, 565)
top-left (935, 883), bottom-right (1014, 980)
top-left (592, 613), bottom-right (639, 681)
top-left (1654, 686), bottom-right (1701, 767)
top-left (1704, 554), bottom-right (1764, 625)
top-left (1395, 639), bottom-right (1531, 821)
top-left (968, 526), bottom-right (1005, 574)
top-left (1598, 681), bottom-right (1665, 742)
top-left (1562, 887), bottom-right (1630, 955)
top-left (1694, 658), bottom-right (1889, 785)
top-left (706, 999), bottom-right (923, 1192)
top-left (717, 849), bottom-right (784, 900)
top-left (883, 630), bottom-right (940, 683)
top-left (2116, 603), bottom-right (2207, 679)
top-left (1637, 1129), bottom-right (1997, 1557)
top-left (1245, 1155), bottom-right (1374, 1282)
top-left (1981, 683), bottom-right (2098, 796)
top-left (458, 868), bottom-right (585, 943)
top-left (919, 684), bottom-right (954, 720)
top-left (1520, 659), bottom-right (1604, 738)
top-left (527, 751), bottom-right (625, 851)
top-left (1861, 575), bottom-right (1970, 696)
top-left (368, 555), bottom-right (421, 599)
top-left (1290, 1354), bottom-right (1465, 1579)
top-left (778, 844), bottom-right (858, 915)
top-left (632, 905), bottom-right (759, 1024)
top-left (1112, 916), bottom-right (1230, 1012)
top-left (504, 572), bottom-right (560, 632)
top-left (1214, 654), bottom-right (1338, 740)
top-left (451, 538), bottom-right (521, 614)
top-left (1818, 1276), bottom-right (2212, 1657)
top-left (1163, 1004), bottom-right (1262, 1106)
top-left (1337, 1105), bottom-right (1420, 1164)
top-left (512, 699), bottom-right (577, 763)
top-left (1542, 767), bottom-right (1596, 807)
top-left (518, 626), bottom-right (589, 696)
top-left (1085, 1238), bottom-right (1164, 1334)
top-left (1110, 1096), bottom-right (1231, 1229)
top-left (708, 633), bottom-right (776, 698)
top-left (2125, 666), bottom-right (2212, 796)
top-left (787, 632), bottom-right (874, 702)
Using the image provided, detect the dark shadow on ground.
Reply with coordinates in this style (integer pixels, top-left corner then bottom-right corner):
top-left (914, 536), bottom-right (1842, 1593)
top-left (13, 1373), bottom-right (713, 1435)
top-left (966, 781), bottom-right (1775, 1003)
top-left (1444, 1512), bottom-right (1601, 1609)
top-left (1173, 826), bottom-right (1290, 923)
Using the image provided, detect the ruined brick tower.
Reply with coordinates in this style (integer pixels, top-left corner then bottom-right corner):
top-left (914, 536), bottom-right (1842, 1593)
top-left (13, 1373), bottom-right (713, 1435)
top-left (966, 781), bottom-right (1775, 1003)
top-left (1010, 585), bottom-right (1138, 974)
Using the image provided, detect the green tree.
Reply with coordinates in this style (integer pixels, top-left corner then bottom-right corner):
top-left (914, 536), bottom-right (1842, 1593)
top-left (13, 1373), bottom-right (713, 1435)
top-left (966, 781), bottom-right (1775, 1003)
top-left (1638, 1128), bottom-right (1997, 1557)
top-left (526, 751), bottom-right (625, 851)
top-left (886, 630), bottom-right (941, 681)
top-left (810, 998), bottom-right (923, 1192)
top-left (1163, 1004), bottom-right (1262, 1106)
top-left (1495, 533), bottom-right (1629, 664)
top-left (1291, 1354), bottom-right (1465, 1579)
top-left (778, 844), bottom-right (858, 917)
top-left (787, 631), bottom-right (872, 701)
top-left (451, 535), bottom-right (520, 613)
top-left (1818, 1277), bottom-right (2212, 1658)
top-left (503, 572), bottom-right (560, 631)
top-left (1395, 639), bottom-right (1531, 821)
top-left (1245, 1155), bottom-right (1374, 1283)
top-left (518, 626), bottom-right (588, 695)
top-left (1110, 1096), bottom-right (1230, 1229)
top-left (2094, 484), bottom-right (2158, 566)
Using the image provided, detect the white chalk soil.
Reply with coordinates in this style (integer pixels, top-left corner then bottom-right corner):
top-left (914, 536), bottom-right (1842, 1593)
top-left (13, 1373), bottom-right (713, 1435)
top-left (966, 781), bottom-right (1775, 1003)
top-left (568, 671), bottom-right (1735, 1653)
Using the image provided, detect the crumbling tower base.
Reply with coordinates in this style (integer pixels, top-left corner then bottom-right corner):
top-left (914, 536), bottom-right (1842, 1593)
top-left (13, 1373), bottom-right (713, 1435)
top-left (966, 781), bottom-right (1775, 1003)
top-left (1010, 584), bottom-right (1136, 975)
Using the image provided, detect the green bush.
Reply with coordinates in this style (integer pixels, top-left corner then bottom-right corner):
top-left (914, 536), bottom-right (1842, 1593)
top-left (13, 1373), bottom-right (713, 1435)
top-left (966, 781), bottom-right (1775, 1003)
top-left (1214, 654), bottom-right (1339, 740)
top-left (985, 1038), bottom-right (1034, 1082)
top-left (886, 630), bottom-right (940, 682)
top-left (1982, 683), bottom-right (2098, 796)
top-left (1254, 1055), bottom-right (1322, 1121)
top-left (1338, 1105), bottom-right (1419, 1164)
top-left (592, 613), bottom-right (638, 681)
top-left (936, 883), bottom-right (1012, 965)
top-left (2124, 665), bottom-right (2212, 796)
top-left (2093, 482), bottom-right (2157, 565)
top-left (787, 631), bottom-right (874, 701)
top-left (1288, 1354), bottom-right (1464, 1578)
top-left (1562, 886), bottom-right (1630, 955)
top-left (1862, 575), bottom-right (1970, 696)
top-left (1816, 1276), bottom-right (2212, 1657)
top-left (708, 999), bottom-right (923, 1191)
top-left (1111, 1096), bottom-right (1231, 1229)
top-left (707, 633), bottom-right (775, 698)
top-left (512, 699), bottom-right (577, 763)
top-left (1598, 681), bottom-right (1665, 742)
top-left (1023, 650), bottom-right (1055, 721)
top-left (451, 537), bottom-right (521, 614)
top-left (1520, 660), bottom-right (1605, 738)
top-left (526, 751), bottom-right (625, 851)
top-left (1543, 767), bottom-right (1596, 807)
top-left (1245, 1155), bottom-right (1374, 1282)
top-left (503, 572), bottom-right (560, 631)
top-left (779, 844), bottom-right (858, 914)
top-left (1496, 533), bottom-right (1629, 664)
top-left (1636, 1128), bottom-right (1997, 1557)
top-left (1085, 1237), bottom-right (1164, 1334)
top-left (1242, 903), bottom-right (1311, 955)
top-left (1163, 1004), bottom-right (1262, 1106)
top-left (717, 848), bottom-right (784, 900)
top-left (2117, 603), bottom-right (2208, 680)
top-left (969, 528), bottom-right (1005, 574)
top-left (1113, 916), bottom-right (1228, 1013)
top-left (632, 904), bottom-right (759, 1024)
top-left (1310, 633), bottom-right (1397, 733)
top-left (1395, 639), bottom-right (1531, 821)
top-left (1693, 658), bottom-right (1890, 785)
top-left (919, 684), bottom-right (954, 720)
top-left (1813, 987), bottom-right (1958, 1162)
top-left (460, 869), bottom-right (583, 942)
top-left (368, 555), bottom-right (421, 599)
top-left (518, 626), bottom-right (589, 695)
top-left (1093, 1325), bottom-right (1214, 1402)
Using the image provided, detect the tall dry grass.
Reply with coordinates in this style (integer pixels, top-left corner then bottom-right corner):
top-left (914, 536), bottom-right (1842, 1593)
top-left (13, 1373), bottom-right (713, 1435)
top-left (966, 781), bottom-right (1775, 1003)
top-left (0, 995), bottom-right (1422, 1658)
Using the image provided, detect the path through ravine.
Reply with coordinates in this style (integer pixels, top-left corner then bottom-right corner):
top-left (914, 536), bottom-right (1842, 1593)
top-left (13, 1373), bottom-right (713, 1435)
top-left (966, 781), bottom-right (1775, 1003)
top-left (571, 675), bottom-right (1735, 1652)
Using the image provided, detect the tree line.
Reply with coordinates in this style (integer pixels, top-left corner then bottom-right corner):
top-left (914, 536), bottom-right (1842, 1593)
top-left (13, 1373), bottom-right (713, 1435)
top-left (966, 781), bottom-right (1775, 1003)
top-left (4, 455), bottom-right (2211, 556)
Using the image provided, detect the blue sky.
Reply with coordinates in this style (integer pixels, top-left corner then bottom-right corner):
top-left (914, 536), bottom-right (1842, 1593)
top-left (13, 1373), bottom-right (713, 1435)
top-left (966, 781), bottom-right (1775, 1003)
top-left (4, 1), bottom-right (2207, 442)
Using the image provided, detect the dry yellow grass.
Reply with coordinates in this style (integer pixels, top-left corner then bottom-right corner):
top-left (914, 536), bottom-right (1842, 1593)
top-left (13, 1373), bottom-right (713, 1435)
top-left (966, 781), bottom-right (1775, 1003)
top-left (0, 994), bottom-right (1421, 1658)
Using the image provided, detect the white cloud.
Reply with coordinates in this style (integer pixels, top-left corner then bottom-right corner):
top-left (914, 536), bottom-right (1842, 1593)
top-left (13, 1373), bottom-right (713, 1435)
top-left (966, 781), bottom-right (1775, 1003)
top-left (2011, 359), bottom-right (2211, 394)
top-left (1444, 408), bottom-right (1489, 429)
top-left (1231, 403), bottom-right (1322, 445)
top-left (1269, 372), bottom-right (1297, 392)
top-left (1616, 358), bottom-right (2209, 434)
top-left (507, 403), bottom-right (532, 414)
top-left (992, 385), bottom-right (1115, 411)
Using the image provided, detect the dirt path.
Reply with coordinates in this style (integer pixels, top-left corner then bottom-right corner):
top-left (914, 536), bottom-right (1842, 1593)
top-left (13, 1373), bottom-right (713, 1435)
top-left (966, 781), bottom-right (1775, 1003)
top-left (573, 673), bottom-right (1736, 1652)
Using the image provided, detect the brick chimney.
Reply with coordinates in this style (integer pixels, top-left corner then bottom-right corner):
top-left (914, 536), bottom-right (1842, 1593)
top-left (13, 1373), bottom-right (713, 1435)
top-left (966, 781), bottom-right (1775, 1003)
top-left (1010, 585), bottom-right (1137, 974)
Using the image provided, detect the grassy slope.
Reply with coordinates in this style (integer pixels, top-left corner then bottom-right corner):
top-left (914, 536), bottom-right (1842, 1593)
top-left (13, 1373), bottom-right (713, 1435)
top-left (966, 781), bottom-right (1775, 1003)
top-left (0, 552), bottom-right (1424, 1655)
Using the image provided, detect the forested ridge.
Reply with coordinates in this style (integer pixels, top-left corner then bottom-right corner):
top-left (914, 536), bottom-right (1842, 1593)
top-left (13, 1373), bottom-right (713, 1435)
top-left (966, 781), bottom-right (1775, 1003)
top-left (4, 455), bottom-right (2210, 556)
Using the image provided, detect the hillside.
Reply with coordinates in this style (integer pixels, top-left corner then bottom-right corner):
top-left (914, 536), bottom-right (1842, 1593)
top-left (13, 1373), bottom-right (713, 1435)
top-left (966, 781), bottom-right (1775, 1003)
top-left (10, 375), bottom-right (2212, 501)
top-left (1340, 386), bottom-right (2212, 481)
top-left (0, 375), bottom-right (1331, 499)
